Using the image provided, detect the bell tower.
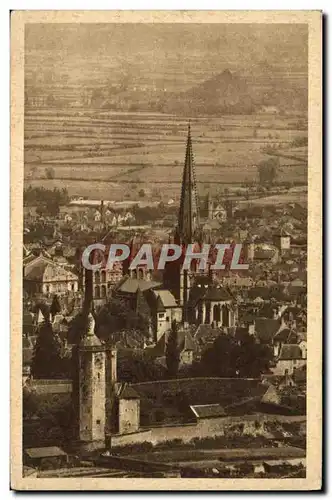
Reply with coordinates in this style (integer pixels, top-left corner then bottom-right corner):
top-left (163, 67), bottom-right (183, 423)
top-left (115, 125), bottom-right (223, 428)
top-left (79, 312), bottom-right (106, 444)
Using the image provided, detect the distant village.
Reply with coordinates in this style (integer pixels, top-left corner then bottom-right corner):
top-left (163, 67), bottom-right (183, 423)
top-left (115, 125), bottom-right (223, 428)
top-left (23, 125), bottom-right (307, 479)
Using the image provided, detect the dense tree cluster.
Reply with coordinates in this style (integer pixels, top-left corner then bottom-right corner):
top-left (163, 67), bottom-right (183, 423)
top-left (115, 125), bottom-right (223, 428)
top-left (24, 186), bottom-right (69, 216)
top-left (195, 333), bottom-right (273, 378)
top-left (258, 157), bottom-right (279, 185)
top-left (31, 321), bottom-right (70, 379)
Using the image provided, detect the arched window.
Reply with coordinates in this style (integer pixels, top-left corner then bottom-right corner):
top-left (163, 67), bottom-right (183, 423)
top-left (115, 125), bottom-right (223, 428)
top-left (101, 270), bottom-right (106, 283)
top-left (101, 285), bottom-right (106, 298)
top-left (95, 271), bottom-right (100, 284)
top-left (213, 304), bottom-right (221, 323)
top-left (222, 304), bottom-right (229, 327)
top-left (95, 286), bottom-right (100, 299)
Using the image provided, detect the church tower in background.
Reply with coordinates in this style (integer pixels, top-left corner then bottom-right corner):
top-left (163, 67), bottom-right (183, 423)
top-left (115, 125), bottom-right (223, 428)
top-left (177, 122), bottom-right (200, 244)
top-left (164, 123), bottom-right (201, 323)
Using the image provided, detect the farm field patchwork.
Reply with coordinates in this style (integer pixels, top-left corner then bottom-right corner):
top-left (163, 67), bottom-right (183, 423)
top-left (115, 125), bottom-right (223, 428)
top-left (24, 108), bottom-right (307, 200)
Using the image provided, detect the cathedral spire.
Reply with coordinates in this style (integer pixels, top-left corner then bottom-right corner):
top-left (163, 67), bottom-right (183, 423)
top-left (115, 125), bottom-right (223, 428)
top-left (178, 122), bottom-right (200, 244)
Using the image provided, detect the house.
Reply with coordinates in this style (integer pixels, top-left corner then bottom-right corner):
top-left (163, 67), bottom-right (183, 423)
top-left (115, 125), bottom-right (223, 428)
top-left (24, 447), bottom-right (68, 469)
top-left (272, 344), bottom-right (306, 376)
top-left (24, 256), bottom-right (79, 297)
top-left (147, 289), bottom-right (182, 341)
top-left (273, 229), bottom-right (291, 252)
top-left (254, 318), bottom-right (282, 344)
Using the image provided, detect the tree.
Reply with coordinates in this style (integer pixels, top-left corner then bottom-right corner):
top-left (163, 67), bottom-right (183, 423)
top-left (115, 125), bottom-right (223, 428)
top-left (165, 319), bottom-right (180, 378)
top-left (197, 332), bottom-right (273, 379)
top-left (96, 296), bottom-right (150, 342)
top-left (50, 295), bottom-right (61, 321)
top-left (31, 321), bottom-right (64, 379)
top-left (258, 158), bottom-right (279, 185)
top-left (117, 350), bottom-right (166, 383)
top-left (45, 167), bottom-right (55, 180)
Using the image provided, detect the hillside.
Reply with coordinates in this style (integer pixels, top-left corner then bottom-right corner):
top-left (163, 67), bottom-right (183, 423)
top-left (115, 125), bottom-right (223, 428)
top-left (162, 67), bottom-right (307, 116)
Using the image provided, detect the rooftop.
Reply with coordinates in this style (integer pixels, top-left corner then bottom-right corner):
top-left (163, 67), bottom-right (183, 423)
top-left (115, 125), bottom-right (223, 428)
top-left (25, 446), bottom-right (67, 459)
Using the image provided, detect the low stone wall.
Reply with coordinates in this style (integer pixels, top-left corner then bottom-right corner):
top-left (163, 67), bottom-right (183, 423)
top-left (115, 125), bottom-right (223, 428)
top-left (109, 414), bottom-right (306, 448)
top-left (27, 379), bottom-right (72, 395)
top-left (108, 429), bottom-right (152, 447)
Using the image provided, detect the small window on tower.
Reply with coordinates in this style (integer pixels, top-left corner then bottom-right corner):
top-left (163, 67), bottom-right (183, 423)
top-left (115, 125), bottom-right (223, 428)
top-left (96, 419), bottom-right (101, 424)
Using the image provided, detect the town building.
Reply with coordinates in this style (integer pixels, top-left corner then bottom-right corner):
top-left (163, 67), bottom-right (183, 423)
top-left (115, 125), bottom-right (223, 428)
top-left (23, 254), bottom-right (79, 297)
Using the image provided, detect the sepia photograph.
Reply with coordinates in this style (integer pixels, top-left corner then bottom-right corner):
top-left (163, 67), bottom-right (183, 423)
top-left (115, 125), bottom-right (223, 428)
top-left (10, 10), bottom-right (322, 490)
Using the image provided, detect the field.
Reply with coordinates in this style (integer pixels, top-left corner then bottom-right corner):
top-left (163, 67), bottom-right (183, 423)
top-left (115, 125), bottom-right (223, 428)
top-left (24, 108), bottom-right (308, 201)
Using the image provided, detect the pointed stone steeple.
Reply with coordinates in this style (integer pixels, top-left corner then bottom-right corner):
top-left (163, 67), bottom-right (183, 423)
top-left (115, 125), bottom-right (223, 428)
top-left (178, 123), bottom-right (200, 244)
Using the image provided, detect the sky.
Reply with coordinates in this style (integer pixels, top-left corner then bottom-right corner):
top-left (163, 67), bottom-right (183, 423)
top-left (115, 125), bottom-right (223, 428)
top-left (25, 23), bottom-right (308, 89)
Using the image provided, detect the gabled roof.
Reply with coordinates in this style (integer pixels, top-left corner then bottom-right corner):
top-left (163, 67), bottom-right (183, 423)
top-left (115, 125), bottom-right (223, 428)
top-left (204, 286), bottom-right (231, 302)
top-left (152, 290), bottom-right (178, 308)
top-left (25, 447), bottom-right (67, 459)
top-left (255, 318), bottom-right (282, 344)
top-left (279, 344), bottom-right (303, 360)
top-left (115, 277), bottom-right (161, 294)
top-left (24, 258), bottom-right (78, 283)
top-left (273, 328), bottom-right (298, 344)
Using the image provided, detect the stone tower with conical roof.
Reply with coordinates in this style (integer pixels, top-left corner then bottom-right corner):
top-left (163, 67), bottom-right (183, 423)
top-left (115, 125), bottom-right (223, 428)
top-left (78, 311), bottom-right (106, 444)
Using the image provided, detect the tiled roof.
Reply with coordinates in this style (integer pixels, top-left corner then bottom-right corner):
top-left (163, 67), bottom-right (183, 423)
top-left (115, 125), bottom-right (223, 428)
top-left (116, 277), bottom-right (161, 294)
top-left (24, 258), bottom-right (78, 282)
top-left (204, 286), bottom-right (231, 302)
top-left (279, 344), bottom-right (303, 360)
top-left (152, 290), bottom-right (177, 308)
top-left (255, 318), bottom-right (282, 343)
top-left (194, 324), bottom-right (223, 342)
top-left (24, 261), bottom-right (48, 281)
top-left (25, 447), bottom-right (67, 459)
